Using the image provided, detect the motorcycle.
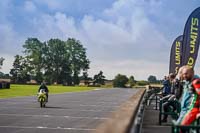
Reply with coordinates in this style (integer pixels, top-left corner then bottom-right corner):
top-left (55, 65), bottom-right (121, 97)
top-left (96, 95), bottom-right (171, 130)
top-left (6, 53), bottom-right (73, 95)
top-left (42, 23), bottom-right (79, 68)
top-left (37, 89), bottom-right (47, 108)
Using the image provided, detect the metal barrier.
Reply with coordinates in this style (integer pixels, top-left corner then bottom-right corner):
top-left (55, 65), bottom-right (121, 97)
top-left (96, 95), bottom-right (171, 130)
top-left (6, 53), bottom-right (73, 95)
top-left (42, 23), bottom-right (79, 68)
top-left (129, 89), bottom-right (146, 133)
top-left (172, 124), bottom-right (200, 133)
top-left (145, 87), bottom-right (162, 106)
top-left (130, 86), bottom-right (162, 133)
top-left (159, 99), bottom-right (181, 125)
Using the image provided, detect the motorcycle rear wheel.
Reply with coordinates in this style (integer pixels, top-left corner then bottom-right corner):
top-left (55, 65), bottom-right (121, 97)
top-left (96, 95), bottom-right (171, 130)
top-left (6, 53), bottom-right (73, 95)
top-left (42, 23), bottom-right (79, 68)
top-left (40, 101), bottom-right (43, 108)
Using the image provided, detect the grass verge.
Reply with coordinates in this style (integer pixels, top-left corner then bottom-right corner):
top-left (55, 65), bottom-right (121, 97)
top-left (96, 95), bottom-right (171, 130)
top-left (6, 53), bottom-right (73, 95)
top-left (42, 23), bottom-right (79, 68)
top-left (0, 84), bottom-right (96, 98)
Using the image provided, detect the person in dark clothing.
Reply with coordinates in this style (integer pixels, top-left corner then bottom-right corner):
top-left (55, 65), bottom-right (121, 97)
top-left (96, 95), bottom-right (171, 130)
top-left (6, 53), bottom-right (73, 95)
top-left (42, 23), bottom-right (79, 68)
top-left (161, 78), bottom-right (183, 122)
top-left (162, 76), bottom-right (171, 96)
top-left (38, 82), bottom-right (49, 102)
top-left (161, 73), bottom-right (181, 122)
top-left (161, 73), bottom-right (175, 100)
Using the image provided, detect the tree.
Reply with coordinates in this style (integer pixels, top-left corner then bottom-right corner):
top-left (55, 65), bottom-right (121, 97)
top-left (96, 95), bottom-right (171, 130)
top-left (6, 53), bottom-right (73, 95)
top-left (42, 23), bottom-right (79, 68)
top-left (0, 57), bottom-right (5, 69)
top-left (23, 38), bottom-right (44, 83)
top-left (113, 74), bottom-right (129, 88)
top-left (0, 72), bottom-right (10, 79)
top-left (16, 37), bottom-right (90, 85)
top-left (93, 71), bottom-right (106, 85)
top-left (129, 76), bottom-right (136, 87)
top-left (44, 39), bottom-right (69, 84)
top-left (10, 55), bottom-right (30, 83)
top-left (148, 75), bottom-right (157, 83)
top-left (0, 72), bottom-right (4, 78)
top-left (66, 38), bottom-right (90, 85)
top-left (80, 72), bottom-right (89, 85)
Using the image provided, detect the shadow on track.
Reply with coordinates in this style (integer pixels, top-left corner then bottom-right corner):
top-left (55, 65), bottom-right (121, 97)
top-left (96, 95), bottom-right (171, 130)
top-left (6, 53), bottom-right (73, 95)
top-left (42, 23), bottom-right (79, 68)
top-left (42, 106), bottom-right (63, 109)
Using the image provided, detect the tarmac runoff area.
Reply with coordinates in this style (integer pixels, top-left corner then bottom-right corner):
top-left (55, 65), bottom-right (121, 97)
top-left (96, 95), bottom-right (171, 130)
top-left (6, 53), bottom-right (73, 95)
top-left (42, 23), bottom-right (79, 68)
top-left (0, 88), bottom-right (137, 133)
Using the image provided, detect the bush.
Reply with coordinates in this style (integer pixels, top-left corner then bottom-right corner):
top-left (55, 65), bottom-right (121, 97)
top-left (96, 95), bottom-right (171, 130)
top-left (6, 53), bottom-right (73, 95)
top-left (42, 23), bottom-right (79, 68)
top-left (113, 74), bottom-right (129, 88)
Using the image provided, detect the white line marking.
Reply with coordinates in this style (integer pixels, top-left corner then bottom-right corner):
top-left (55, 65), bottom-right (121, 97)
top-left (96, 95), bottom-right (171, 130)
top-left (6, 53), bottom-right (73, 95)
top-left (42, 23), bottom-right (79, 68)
top-left (94, 89), bottom-right (101, 91)
top-left (0, 126), bottom-right (96, 131)
top-left (64, 116), bottom-right (109, 120)
top-left (0, 113), bottom-right (109, 120)
top-left (0, 106), bottom-right (114, 112)
top-left (79, 104), bottom-right (120, 108)
top-left (37, 126), bottom-right (47, 128)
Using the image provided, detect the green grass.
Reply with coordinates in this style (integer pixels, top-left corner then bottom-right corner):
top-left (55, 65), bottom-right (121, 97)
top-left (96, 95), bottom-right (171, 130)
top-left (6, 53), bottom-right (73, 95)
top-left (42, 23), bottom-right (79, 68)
top-left (0, 84), bottom-right (96, 98)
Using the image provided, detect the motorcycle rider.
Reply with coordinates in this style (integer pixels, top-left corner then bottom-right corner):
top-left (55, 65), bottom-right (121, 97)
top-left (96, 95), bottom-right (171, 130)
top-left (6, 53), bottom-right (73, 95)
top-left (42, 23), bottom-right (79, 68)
top-left (38, 82), bottom-right (49, 102)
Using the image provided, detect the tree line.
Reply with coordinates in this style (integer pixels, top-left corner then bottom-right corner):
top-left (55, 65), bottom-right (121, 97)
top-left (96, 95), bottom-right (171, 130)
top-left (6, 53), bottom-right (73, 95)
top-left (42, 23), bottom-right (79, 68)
top-left (113, 74), bottom-right (161, 87)
top-left (9, 38), bottom-right (90, 85)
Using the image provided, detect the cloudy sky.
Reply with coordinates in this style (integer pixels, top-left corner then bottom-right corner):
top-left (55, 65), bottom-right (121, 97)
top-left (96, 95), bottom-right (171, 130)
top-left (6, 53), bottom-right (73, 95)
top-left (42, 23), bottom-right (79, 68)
top-left (0, 0), bottom-right (200, 80)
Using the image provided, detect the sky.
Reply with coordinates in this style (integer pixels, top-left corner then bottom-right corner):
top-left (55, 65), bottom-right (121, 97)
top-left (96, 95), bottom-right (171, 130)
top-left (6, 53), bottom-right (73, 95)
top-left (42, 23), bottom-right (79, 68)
top-left (0, 0), bottom-right (200, 80)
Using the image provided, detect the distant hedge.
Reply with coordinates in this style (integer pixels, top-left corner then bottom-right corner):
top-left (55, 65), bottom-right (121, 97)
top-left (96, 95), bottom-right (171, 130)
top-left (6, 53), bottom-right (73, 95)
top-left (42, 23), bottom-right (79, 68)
top-left (136, 81), bottom-right (149, 86)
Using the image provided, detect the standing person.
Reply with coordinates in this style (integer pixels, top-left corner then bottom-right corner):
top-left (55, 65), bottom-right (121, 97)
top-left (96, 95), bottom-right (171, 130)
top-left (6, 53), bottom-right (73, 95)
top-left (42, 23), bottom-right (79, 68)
top-left (162, 76), bottom-right (171, 96)
top-left (174, 65), bottom-right (200, 125)
top-left (38, 82), bottom-right (49, 102)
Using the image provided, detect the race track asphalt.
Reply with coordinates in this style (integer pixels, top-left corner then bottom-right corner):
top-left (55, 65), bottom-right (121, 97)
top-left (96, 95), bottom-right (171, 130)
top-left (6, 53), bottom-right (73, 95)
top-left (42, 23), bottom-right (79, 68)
top-left (0, 88), bottom-right (137, 133)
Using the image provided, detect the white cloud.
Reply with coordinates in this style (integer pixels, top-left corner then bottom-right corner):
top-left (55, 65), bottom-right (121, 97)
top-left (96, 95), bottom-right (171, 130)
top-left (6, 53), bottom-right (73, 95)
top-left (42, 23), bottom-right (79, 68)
top-left (0, 23), bottom-right (24, 74)
top-left (0, 24), bottom-right (23, 54)
top-left (54, 12), bottom-right (79, 39)
top-left (1, 54), bottom-right (14, 74)
top-left (80, 15), bottom-right (133, 48)
top-left (24, 1), bottom-right (37, 12)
